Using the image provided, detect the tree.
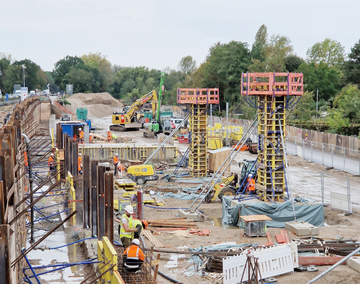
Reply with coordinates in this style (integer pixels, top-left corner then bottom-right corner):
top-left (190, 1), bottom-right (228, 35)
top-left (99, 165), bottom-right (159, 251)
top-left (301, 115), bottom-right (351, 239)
top-left (2, 64), bottom-right (22, 93)
top-left (251, 24), bottom-right (267, 61)
top-left (332, 84), bottom-right (360, 123)
top-left (288, 91), bottom-right (317, 122)
top-left (306, 38), bottom-right (345, 67)
top-left (298, 62), bottom-right (343, 102)
top-left (326, 109), bottom-right (350, 133)
top-left (62, 67), bottom-right (94, 93)
top-left (344, 39), bottom-right (360, 86)
top-left (53, 56), bottom-right (85, 89)
top-left (0, 56), bottom-right (11, 93)
top-left (285, 55), bottom-right (305, 72)
top-left (178, 56), bottom-right (197, 74)
top-left (12, 59), bottom-right (43, 91)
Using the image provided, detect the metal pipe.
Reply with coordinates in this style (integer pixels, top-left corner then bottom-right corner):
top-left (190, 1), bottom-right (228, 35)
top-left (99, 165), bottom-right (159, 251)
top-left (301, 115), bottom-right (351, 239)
top-left (307, 246), bottom-right (360, 284)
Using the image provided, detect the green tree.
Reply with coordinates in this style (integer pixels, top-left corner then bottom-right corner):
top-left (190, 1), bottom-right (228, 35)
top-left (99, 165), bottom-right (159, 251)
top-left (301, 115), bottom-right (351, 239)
top-left (332, 84), bottom-right (360, 123)
top-left (306, 38), bottom-right (345, 67)
top-left (344, 39), bottom-right (360, 86)
top-left (13, 59), bottom-right (43, 91)
top-left (288, 91), bottom-right (317, 122)
top-left (251, 24), bottom-right (267, 61)
top-left (53, 56), bottom-right (85, 89)
top-left (0, 56), bottom-right (11, 93)
top-left (2, 64), bottom-right (22, 93)
top-left (326, 109), bottom-right (350, 133)
top-left (285, 55), bottom-right (304, 72)
top-left (62, 67), bottom-right (94, 93)
top-left (298, 62), bottom-right (343, 102)
top-left (178, 56), bottom-right (197, 74)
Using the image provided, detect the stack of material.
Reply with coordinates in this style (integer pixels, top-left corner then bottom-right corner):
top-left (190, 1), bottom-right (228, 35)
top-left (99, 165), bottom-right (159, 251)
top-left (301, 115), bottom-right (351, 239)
top-left (148, 217), bottom-right (198, 229)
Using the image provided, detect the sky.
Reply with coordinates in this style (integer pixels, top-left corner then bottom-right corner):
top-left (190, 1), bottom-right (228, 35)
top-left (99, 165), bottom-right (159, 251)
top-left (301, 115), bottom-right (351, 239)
top-left (1, 0), bottom-right (359, 72)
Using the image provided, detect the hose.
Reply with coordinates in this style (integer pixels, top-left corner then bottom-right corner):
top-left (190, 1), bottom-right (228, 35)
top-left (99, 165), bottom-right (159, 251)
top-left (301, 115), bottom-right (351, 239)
top-left (49, 237), bottom-right (97, 250)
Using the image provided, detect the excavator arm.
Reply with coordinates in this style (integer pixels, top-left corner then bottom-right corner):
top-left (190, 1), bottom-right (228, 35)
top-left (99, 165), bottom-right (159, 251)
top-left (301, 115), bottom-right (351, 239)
top-left (125, 90), bottom-right (157, 121)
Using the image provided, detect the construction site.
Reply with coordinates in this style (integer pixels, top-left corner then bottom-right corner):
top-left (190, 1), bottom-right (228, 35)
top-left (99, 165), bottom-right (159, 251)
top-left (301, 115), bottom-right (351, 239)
top-left (1, 72), bottom-right (360, 284)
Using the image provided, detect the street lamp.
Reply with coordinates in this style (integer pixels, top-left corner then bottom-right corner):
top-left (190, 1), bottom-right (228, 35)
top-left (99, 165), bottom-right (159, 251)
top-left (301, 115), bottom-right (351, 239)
top-left (22, 65), bottom-right (26, 87)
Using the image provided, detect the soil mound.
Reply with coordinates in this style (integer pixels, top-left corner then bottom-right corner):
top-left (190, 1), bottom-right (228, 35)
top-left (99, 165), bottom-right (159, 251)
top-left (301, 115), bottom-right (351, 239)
top-left (65, 92), bottom-right (123, 118)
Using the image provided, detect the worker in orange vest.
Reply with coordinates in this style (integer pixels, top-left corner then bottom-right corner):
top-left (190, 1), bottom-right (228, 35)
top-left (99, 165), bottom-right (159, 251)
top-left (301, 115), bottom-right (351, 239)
top-left (24, 151), bottom-right (29, 168)
top-left (118, 163), bottom-right (125, 177)
top-left (123, 239), bottom-right (145, 272)
top-left (113, 153), bottom-right (119, 175)
top-left (107, 130), bottom-right (112, 142)
top-left (79, 128), bottom-right (84, 145)
top-left (89, 134), bottom-right (93, 143)
top-left (48, 153), bottom-right (55, 174)
top-left (246, 174), bottom-right (255, 195)
top-left (78, 153), bottom-right (82, 175)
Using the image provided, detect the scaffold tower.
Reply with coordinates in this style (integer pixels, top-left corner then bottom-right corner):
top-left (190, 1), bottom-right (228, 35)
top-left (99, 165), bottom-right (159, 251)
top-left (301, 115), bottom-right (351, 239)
top-left (177, 88), bottom-right (219, 177)
top-left (241, 72), bottom-right (303, 201)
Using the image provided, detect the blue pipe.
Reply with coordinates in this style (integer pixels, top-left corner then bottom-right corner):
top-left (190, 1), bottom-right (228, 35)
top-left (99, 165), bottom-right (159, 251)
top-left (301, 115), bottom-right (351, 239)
top-left (25, 258), bottom-right (98, 270)
top-left (49, 237), bottom-right (97, 250)
top-left (22, 249), bottom-right (42, 284)
top-left (30, 208), bottom-right (70, 223)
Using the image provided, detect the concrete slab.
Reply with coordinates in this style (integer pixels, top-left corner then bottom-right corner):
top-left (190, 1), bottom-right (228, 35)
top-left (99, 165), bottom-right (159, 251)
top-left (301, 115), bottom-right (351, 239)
top-left (285, 221), bottom-right (319, 236)
top-left (177, 209), bottom-right (205, 222)
top-left (347, 256), bottom-right (360, 273)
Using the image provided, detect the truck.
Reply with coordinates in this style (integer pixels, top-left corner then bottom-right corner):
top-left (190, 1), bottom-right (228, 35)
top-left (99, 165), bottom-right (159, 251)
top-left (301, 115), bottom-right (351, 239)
top-left (110, 89), bottom-right (158, 132)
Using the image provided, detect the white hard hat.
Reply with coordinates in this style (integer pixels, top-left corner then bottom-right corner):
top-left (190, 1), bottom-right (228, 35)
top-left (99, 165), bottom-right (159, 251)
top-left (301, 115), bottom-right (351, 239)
top-left (79, 153), bottom-right (82, 156)
top-left (79, 128), bottom-right (82, 130)
top-left (249, 174), bottom-right (253, 177)
top-left (132, 239), bottom-right (140, 246)
top-left (50, 153), bottom-right (54, 156)
top-left (115, 153), bottom-right (118, 156)
top-left (125, 205), bottom-right (133, 214)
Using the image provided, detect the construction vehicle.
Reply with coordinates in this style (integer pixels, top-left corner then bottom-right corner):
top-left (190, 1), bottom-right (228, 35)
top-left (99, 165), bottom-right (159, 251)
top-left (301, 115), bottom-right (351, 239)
top-left (110, 89), bottom-right (158, 132)
top-left (143, 72), bottom-right (165, 138)
top-left (238, 159), bottom-right (257, 191)
top-left (127, 164), bottom-right (159, 185)
top-left (205, 174), bottom-right (237, 203)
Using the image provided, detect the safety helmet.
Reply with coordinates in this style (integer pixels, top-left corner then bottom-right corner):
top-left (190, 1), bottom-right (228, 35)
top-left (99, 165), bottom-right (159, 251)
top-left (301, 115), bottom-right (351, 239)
top-left (79, 128), bottom-right (82, 131)
top-left (249, 174), bottom-right (253, 178)
top-left (132, 239), bottom-right (140, 246)
top-left (142, 220), bottom-right (148, 229)
top-left (50, 153), bottom-right (54, 156)
top-left (115, 153), bottom-right (118, 156)
top-left (125, 205), bottom-right (133, 214)
top-left (79, 153), bottom-right (82, 156)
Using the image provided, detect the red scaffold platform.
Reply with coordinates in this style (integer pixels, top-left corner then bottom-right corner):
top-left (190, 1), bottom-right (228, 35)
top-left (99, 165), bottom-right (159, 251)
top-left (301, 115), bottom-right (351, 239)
top-left (177, 88), bottom-right (219, 104)
top-left (241, 72), bottom-right (303, 96)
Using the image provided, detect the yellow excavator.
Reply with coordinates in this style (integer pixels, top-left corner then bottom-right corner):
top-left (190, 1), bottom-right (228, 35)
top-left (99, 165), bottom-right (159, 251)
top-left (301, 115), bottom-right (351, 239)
top-left (205, 174), bottom-right (237, 203)
top-left (110, 90), bottom-right (158, 131)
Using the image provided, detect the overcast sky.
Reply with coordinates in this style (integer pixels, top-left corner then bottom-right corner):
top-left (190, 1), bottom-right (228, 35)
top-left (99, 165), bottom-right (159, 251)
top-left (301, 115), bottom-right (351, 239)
top-left (1, 0), bottom-right (359, 72)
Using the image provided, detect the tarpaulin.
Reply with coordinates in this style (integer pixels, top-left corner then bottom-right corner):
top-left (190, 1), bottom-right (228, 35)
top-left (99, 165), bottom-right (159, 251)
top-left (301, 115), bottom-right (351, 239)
top-left (222, 196), bottom-right (324, 228)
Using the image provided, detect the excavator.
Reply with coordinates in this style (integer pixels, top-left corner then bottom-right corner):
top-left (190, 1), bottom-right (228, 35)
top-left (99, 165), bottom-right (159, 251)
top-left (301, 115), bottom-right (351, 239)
top-left (110, 89), bottom-right (158, 132)
top-left (143, 72), bottom-right (166, 138)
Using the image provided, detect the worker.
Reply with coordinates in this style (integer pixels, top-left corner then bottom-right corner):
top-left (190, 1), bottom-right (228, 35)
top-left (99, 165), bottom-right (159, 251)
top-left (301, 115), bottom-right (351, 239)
top-left (24, 151), bottom-right (29, 168)
top-left (123, 238), bottom-right (145, 272)
top-left (133, 220), bottom-right (148, 239)
top-left (113, 153), bottom-right (119, 175)
top-left (78, 153), bottom-right (82, 175)
top-left (119, 205), bottom-right (138, 248)
top-left (74, 134), bottom-right (78, 143)
top-left (246, 174), bottom-right (255, 195)
top-left (107, 130), bottom-right (112, 142)
top-left (48, 153), bottom-right (56, 174)
top-left (118, 163), bottom-right (125, 178)
top-left (89, 134), bottom-right (93, 143)
top-left (79, 128), bottom-right (84, 145)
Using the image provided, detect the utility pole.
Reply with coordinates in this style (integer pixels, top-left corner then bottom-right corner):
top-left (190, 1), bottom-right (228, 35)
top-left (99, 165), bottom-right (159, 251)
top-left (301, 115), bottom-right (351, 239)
top-left (22, 65), bottom-right (26, 87)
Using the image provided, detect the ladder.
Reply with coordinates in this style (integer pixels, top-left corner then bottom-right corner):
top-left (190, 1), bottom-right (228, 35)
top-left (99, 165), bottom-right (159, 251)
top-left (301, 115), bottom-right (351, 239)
top-left (144, 114), bottom-right (190, 164)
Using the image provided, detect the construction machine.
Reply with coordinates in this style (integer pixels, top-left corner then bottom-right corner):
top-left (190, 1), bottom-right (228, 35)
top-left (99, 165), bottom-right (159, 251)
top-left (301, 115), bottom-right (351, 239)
top-left (110, 90), bottom-right (158, 132)
top-left (205, 174), bottom-right (237, 203)
top-left (143, 72), bottom-right (165, 138)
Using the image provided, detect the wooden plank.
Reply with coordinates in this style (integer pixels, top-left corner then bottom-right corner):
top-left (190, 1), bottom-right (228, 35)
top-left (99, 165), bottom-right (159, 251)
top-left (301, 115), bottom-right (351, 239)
top-left (240, 215), bottom-right (273, 222)
top-left (142, 229), bottom-right (164, 248)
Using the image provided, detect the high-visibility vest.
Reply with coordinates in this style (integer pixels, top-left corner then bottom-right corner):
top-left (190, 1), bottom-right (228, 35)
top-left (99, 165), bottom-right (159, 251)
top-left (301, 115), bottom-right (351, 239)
top-left (114, 156), bottom-right (119, 165)
top-left (118, 164), bottom-right (124, 172)
top-left (24, 152), bottom-right (28, 167)
top-left (48, 156), bottom-right (54, 167)
top-left (78, 156), bottom-right (82, 171)
top-left (89, 135), bottom-right (92, 143)
top-left (120, 214), bottom-right (134, 239)
top-left (79, 131), bottom-right (84, 139)
top-left (247, 178), bottom-right (255, 191)
top-left (108, 131), bottom-right (112, 139)
top-left (123, 244), bottom-right (145, 269)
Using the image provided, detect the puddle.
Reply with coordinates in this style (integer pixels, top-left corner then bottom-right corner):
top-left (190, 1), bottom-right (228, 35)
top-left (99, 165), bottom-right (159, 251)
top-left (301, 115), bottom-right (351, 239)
top-left (210, 217), bottom-right (239, 229)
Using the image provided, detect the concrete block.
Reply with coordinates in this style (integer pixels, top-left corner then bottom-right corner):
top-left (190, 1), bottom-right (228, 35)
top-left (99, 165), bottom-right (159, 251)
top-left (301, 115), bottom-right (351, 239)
top-left (177, 209), bottom-right (204, 222)
top-left (285, 221), bottom-right (319, 236)
top-left (347, 256), bottom-right (360, 273)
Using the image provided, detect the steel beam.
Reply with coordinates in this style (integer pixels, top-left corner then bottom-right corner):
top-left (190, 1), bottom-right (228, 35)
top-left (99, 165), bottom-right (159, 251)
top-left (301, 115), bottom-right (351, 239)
top-left (104, 172), bottom-right (114, 243)
top-left (83, 155), bottom-right (90, 228)
top-left (91, 160), bottom-right (98, 237)
top-left (97, 166), bottom-right (105, 239)
top-left (0, 224), bottom-right (11, 284)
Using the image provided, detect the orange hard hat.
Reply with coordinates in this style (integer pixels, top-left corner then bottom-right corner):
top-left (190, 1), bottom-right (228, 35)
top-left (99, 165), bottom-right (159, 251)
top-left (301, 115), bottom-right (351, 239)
top-left (142, 220), bottom-right (148, 229)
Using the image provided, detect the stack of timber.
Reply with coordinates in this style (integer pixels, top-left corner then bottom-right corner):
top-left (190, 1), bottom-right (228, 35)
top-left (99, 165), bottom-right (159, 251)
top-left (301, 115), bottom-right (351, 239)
top-left (148, 217), bottom-right (198, 229)
top-left (142, 229), bottom-right (164, 248)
